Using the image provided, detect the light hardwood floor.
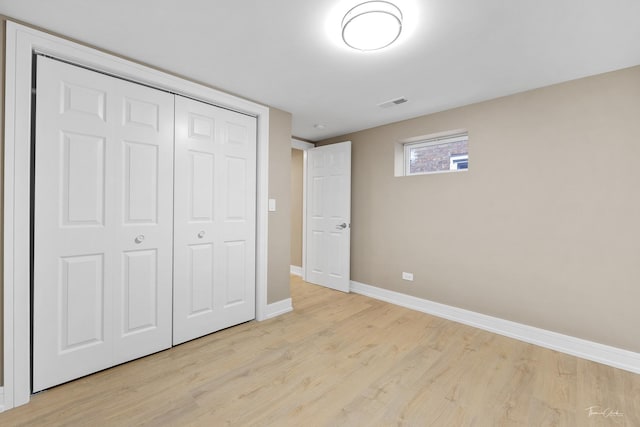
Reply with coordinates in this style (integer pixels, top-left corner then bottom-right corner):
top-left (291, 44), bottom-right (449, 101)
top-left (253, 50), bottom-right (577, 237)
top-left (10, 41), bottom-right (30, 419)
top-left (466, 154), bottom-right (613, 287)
top-left (1, 275), bottom-right (638, 426)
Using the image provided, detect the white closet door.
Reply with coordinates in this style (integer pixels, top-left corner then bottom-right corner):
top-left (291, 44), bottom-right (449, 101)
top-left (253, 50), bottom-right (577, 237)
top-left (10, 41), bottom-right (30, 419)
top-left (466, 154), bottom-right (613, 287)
top-left (33, 56), bottom-right (174, 392)
top-left (173, 96), bottom-right (256, 345)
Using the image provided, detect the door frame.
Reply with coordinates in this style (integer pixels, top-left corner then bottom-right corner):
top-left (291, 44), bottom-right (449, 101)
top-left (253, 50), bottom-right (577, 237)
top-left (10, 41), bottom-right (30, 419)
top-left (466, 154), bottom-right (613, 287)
top-left (2, 21), bottom-right (270, 410)
top-left (290, 138), bottom-right (314, 279)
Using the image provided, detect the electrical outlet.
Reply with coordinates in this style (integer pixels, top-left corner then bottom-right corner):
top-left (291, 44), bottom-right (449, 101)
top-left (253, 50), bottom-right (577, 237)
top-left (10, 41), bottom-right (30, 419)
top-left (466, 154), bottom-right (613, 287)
top-left (402, 272), bottom-right (414, 281)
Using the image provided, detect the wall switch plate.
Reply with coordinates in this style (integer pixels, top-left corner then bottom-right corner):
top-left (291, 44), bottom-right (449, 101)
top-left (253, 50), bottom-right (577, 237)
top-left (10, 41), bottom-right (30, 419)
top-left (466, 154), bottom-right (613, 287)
top-left (402, 272), bottom-right (414, 281)
top-left (268, 199), bottom-right (276, 212)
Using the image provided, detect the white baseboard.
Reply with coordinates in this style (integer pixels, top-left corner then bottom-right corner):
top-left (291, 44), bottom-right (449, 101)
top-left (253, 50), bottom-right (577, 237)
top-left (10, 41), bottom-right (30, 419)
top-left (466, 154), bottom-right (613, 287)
top-left (290, 265), bottom-right (303, 277)
top-left (350, 280), bottom-right (640, 374)
top-left (264, 298), bottom-right (293, 320)
top-left (0, 386), bottom-right (4, 412)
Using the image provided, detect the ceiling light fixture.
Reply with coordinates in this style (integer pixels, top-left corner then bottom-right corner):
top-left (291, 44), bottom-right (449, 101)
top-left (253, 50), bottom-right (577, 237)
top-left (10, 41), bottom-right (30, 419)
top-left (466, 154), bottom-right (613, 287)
top-left (341, 1), bottom-right (403, 51)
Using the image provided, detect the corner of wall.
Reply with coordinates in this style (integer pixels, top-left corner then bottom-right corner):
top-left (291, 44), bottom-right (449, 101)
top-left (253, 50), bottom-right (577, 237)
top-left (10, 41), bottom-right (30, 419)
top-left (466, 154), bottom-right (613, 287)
top-left (267, 108), bottom-right (293, 304)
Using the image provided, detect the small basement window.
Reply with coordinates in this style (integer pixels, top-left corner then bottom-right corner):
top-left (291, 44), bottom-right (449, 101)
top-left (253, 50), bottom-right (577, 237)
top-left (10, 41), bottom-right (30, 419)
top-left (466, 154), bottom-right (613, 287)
top-left (403, 133), bottom-right (468, 176)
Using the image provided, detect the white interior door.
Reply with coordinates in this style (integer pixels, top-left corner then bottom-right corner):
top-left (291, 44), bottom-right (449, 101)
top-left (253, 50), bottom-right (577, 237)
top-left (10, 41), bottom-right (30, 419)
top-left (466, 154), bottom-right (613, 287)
top-left (33, 56), bottom-right (174, 391)
top-left (173, 96), bottom-right (257, 345)
top-left (304, 141), bottom-right (351, 292)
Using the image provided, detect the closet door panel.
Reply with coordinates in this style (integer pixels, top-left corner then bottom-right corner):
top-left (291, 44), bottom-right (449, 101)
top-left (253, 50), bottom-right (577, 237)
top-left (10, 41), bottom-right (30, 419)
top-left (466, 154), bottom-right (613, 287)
top-left (33, 56), bottom-right (173, 391)
top-left (173, 96), bottom-right (256, 345)
top-left (33, 57), bottom-right (115, 392)
top-left (112, 78), bottom-right (174, 364)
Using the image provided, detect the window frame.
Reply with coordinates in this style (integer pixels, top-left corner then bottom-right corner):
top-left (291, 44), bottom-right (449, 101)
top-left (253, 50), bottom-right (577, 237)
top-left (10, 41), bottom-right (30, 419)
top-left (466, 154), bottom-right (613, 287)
top-left (449, 154), bottom-right (469, 170)
top-left (403, 133), bottom-right (469, 176)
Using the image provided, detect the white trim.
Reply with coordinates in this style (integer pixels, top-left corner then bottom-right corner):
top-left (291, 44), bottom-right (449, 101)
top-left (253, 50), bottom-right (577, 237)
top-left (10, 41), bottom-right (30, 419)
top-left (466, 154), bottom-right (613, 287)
top-left (405, 133), bottom-right (468, 148)
top-left (302, 151), bottom-right (307, 281)
top-left (291, 138), bottom-right (314, 150)
top-left (402, 167), bottom-right (469, 177)
top-left (399, 128), bottom-right (468, 145)
top-left (263, 299), bottom-right (294, 320)
top-left (3, 21), bottom-right (270, 410)
top-left (0, 387), bottom-right (5, 412)
top-left (350, 280), bottom-right (640, 375)
top-left (290, 265), bottom-right (303, 277)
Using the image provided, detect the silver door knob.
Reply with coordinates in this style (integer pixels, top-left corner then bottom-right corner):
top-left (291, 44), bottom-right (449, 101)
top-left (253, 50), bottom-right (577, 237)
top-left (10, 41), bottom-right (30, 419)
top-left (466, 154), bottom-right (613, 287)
top-left (197, 231), bottom-right (206, 238)
top-left (336, 223), bottom-right (347, 230)
top-left (135, 235), bottom-right (145, 244)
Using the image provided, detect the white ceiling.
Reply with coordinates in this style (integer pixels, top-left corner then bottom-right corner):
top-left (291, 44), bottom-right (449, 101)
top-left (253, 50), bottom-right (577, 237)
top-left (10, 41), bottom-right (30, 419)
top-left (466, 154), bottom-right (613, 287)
top-left (1, 0), bottom-right (639, 141)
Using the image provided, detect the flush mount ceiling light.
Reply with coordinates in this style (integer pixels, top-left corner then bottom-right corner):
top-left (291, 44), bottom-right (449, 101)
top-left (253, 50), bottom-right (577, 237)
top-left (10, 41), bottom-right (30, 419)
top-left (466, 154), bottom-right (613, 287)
top-left (342, 1), bottom-right (403, 51)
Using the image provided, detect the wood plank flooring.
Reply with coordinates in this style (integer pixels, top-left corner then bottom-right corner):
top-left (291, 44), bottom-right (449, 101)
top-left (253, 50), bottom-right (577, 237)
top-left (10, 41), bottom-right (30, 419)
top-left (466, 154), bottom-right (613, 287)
top-left (1, 275), bottom-right (638, 426)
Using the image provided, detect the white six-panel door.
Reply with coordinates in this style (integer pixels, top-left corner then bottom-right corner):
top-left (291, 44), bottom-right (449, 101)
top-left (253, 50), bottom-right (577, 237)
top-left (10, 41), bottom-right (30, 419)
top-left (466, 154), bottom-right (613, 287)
top-left (305, 141), bottom-right (351, 292)
top-left (173, 96), bottom-right (257, 345)
top-left (33, 56), bottom-right (174, 391)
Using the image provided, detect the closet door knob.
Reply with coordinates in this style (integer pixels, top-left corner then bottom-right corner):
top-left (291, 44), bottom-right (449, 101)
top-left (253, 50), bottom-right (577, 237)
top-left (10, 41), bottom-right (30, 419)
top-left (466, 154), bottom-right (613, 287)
top-left (197, 231), bottom-right (206, 238)
top-left (134, 235), bottom-right (145, 244)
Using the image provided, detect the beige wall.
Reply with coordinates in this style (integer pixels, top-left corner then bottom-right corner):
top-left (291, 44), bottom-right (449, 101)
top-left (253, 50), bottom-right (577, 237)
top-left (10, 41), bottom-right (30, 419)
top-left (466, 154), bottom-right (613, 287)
top-left (267, 109), bottom-right (293, 303)
top-left (290, 149), bottom-right (304, 267)
top-left (0, 17), bottom-right (293, 385)
top-left (318, 65), bottom-right (640, 353)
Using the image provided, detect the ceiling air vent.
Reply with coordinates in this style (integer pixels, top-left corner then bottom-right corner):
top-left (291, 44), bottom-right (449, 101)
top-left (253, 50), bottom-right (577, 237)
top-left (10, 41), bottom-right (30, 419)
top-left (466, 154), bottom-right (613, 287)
top-left (378, 97), bottom-right (408, 109)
